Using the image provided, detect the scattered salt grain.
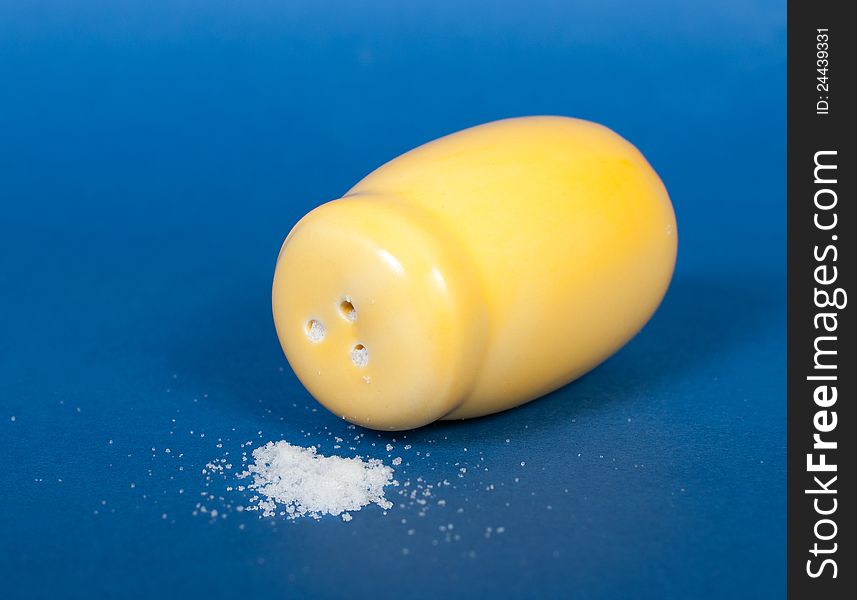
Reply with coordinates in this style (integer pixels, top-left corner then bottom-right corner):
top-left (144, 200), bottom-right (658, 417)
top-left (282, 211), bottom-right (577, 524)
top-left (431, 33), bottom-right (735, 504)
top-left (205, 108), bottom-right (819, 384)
top-left (238, 441), bottom-right (395, 519)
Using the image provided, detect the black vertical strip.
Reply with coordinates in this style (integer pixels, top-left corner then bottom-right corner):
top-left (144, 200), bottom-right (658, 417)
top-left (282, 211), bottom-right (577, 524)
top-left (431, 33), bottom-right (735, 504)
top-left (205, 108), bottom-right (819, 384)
top-left (787, 1), bottom-right (854, 598)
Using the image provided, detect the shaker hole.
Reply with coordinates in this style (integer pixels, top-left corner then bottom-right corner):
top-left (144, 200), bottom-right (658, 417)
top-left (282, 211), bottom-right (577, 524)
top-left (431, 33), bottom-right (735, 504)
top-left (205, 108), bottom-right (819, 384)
top-left (305, 319), bottom-right (326, 343)
top-left (351, 344), bottom-right (369, 368)
top-left (339, 298), bottom-right (357, 322)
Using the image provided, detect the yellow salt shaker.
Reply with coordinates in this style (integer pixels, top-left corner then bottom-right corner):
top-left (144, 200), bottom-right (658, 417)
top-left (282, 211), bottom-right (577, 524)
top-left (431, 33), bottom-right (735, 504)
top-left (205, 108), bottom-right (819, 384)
top-left (272, 116), bottom-right (677, 430)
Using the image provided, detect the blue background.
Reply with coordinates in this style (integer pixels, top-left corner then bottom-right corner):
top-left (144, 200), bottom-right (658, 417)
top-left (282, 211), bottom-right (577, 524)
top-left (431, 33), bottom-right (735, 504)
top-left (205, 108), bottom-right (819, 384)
top-left (0, 1), bottom-right (785, 598)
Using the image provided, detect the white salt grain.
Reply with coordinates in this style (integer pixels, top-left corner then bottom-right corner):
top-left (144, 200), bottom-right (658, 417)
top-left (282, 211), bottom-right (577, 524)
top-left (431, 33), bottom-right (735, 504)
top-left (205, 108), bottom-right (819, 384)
top-left (238, 441), bottom-right (395, 519)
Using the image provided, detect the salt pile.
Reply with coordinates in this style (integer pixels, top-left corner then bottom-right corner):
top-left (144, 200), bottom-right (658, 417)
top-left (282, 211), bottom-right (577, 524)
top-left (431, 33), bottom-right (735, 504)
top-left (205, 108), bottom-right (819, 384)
top-left (238, 441), bottom-right (395, 519)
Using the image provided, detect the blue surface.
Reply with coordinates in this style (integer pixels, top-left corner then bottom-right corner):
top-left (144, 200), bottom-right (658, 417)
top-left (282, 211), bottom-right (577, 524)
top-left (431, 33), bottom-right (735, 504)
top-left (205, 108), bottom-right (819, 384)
top-left (0, 1), bottom-right (785, 598)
